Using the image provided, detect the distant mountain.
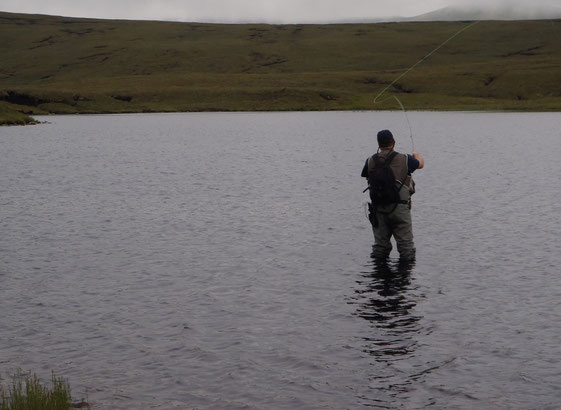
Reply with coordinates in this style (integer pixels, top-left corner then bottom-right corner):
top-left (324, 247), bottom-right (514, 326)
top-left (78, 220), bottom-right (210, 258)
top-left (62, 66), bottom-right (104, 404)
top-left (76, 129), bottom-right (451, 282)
top-left (410, 4), bottom-right (561, 21)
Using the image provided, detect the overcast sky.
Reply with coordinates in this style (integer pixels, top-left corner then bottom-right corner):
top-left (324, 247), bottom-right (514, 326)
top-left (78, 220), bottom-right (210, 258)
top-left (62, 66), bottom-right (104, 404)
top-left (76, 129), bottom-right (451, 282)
top-left (1, 0), bottom-right (560, 23)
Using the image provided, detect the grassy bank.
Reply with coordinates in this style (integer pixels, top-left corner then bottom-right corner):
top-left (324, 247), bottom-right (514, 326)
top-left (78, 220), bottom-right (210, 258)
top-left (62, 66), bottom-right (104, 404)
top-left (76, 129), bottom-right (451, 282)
top-left (0, 102), bottom-right (38, 125)
top-left (0, 371), bottom-right (73, 410)
top-left (1, 11), bottom-right (561, 123)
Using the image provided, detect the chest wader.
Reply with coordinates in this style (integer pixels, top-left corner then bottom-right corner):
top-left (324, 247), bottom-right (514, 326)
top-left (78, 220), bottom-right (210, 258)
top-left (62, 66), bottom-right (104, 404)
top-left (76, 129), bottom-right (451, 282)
top-left (367, 151), bottom-right (416, 260)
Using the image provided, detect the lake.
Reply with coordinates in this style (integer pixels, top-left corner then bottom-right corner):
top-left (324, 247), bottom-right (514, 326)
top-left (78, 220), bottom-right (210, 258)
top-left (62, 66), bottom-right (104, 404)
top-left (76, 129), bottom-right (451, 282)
top-left (1, 111), bottom-right (561, 409)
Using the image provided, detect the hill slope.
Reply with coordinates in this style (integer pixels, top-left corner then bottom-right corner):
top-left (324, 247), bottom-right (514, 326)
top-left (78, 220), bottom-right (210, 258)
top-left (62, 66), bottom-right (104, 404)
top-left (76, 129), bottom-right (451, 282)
top-left (2, 11), bottom-right (561, 123)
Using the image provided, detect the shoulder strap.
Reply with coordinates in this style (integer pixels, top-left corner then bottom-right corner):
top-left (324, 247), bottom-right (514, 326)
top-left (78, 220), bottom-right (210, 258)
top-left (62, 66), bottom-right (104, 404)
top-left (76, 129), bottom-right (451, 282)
top-left (373, 150), bottom-right (398, 166)
top-left (386, 150), bottom-right (399, 164)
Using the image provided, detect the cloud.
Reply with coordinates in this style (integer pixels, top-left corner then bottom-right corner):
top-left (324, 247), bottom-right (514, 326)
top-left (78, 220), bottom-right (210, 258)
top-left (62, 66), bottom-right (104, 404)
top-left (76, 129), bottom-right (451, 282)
top-left (1, 0), bottom-right (560, 23)
top-left (452, 0), bottom-right (561, 19)
top-left (0, 0), bottom-right (445, 22)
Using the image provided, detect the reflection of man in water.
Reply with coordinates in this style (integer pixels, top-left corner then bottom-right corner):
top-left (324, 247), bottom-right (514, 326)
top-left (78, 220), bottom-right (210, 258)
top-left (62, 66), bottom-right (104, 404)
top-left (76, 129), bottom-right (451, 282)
top-left (361, 130), bottom-right (424, 260)
top-left (355, 256), bottom-right (420, 358)
top-left (353, 255), bottom-right (423, 407)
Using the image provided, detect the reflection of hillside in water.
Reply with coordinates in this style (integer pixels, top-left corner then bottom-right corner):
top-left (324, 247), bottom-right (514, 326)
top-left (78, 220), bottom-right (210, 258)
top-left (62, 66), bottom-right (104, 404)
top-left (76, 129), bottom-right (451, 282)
top-left (354, 256), bottom-right (422, 359)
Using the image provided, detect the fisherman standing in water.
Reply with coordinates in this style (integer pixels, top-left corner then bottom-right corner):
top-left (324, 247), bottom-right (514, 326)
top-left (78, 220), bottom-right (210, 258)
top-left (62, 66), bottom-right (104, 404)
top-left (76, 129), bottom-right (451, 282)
top-left (361, 130), bottom-right (424, 260)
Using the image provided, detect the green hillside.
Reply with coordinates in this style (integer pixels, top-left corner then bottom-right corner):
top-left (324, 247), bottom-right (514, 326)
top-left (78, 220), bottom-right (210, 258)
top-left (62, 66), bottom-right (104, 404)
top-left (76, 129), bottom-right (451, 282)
top-left (2, 11), bottom-right (561, 123)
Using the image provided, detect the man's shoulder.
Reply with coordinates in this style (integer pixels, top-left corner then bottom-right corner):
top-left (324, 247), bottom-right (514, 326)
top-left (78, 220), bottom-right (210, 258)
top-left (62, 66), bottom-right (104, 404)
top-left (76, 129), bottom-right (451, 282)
top-left (407, 154), bottom-right (420, 173)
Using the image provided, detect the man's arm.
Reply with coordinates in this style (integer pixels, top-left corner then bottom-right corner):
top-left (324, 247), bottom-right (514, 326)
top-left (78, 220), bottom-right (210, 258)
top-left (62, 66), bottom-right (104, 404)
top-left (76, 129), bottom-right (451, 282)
top-left (361, 158), bottom-right (369, 178)
top-left (412, 151), bottom-right (424, 169)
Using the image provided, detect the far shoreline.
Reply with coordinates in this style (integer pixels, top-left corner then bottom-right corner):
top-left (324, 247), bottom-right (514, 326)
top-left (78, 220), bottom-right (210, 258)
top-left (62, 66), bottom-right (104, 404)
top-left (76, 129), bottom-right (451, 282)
top-left (4, 107), bottom-right (559, 126)
top-left (3, 15), bottom-right (561, 125)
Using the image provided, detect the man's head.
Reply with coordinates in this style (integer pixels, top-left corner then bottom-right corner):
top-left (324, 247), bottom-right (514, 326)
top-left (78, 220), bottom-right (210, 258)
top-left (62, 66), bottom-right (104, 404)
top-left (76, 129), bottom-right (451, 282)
top-left (377, 129), bottom-right (395, 149)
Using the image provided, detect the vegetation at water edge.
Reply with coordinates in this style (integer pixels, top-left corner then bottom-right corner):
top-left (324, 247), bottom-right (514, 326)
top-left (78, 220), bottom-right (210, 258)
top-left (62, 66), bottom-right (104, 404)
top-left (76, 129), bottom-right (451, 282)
top-left (0, 102), bottom-right (38, 125)
top-left (1, 11), bottom-right (561, 124)
top-left (0, 371), bottom-right (73, 410)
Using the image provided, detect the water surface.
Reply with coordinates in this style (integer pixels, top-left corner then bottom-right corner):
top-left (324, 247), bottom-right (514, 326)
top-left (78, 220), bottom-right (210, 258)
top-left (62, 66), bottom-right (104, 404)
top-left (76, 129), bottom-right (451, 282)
top-left (1, 111), bottom-right (561, 409)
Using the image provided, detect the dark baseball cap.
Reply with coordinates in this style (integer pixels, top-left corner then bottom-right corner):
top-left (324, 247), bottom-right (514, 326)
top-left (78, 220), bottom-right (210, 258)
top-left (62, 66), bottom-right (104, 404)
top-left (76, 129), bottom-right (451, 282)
top-left (377, 129), bottom-right (395, 146)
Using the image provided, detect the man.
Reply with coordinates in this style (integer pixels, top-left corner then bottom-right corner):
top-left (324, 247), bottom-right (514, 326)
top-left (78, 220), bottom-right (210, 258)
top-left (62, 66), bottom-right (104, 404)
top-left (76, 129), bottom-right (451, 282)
top-left (361, 130), bottom-right (424, 260)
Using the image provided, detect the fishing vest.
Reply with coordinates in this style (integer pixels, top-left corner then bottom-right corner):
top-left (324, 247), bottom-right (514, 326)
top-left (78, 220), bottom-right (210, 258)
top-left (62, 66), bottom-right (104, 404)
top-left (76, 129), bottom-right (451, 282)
top-left (367, 150), bottom-right (413, 190)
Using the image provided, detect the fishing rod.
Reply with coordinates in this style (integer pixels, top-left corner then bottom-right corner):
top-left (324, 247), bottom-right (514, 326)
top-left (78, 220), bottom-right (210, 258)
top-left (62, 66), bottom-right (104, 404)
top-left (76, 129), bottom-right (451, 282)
top-left (362, 20), bottom-right (481, 217)
top-left (393, 96), bottom-right (414, 152)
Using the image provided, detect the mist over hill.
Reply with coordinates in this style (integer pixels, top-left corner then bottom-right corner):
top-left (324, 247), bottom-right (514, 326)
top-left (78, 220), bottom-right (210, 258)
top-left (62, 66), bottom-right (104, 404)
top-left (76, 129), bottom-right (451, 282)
top-left (411, 3), bottom-right (561, 21)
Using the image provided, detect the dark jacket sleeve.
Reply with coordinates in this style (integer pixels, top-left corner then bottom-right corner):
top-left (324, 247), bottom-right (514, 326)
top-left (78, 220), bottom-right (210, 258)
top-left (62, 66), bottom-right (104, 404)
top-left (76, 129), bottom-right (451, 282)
top-left (361, 158), bottom-right (369, 178)
top-left (407, 154), bottom-right (420, 174)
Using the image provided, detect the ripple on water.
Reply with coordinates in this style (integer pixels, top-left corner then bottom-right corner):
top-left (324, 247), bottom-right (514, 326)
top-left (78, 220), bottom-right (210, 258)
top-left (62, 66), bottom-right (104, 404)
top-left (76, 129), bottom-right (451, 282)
top-left (1, 112), bottom-right (561, 409)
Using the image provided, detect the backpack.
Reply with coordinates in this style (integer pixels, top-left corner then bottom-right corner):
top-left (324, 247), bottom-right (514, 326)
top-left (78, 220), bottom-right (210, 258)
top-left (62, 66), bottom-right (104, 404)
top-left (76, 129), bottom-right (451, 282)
top-left (367, 151), bottom-right (405, 212)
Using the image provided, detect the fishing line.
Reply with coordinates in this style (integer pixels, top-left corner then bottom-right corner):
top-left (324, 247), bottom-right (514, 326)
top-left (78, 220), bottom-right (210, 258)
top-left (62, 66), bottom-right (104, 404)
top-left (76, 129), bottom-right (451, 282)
top-left (373, 20), bottom-right (481, 105)
top-left (372, 21), bottom-right (481, 151)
